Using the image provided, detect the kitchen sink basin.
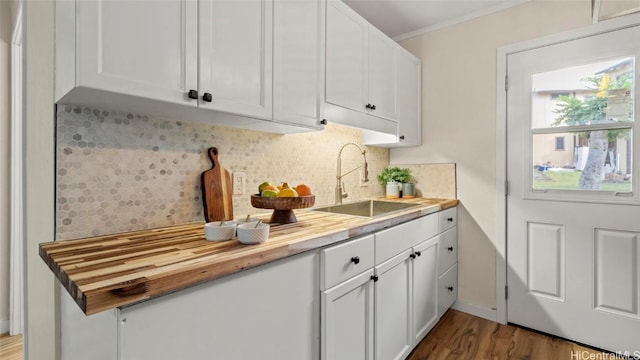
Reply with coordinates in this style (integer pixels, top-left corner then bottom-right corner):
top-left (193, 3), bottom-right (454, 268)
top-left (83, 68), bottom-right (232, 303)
top-left (312, 200), bottom-right (420, 218)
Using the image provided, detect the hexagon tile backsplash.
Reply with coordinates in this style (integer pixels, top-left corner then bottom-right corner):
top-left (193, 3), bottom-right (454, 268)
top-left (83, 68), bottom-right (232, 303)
top-left (55, 105), bottom-right (391, 240)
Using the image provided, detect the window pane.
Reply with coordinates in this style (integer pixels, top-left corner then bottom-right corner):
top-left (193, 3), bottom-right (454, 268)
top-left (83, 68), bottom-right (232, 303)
top-left (532, 129), bottom-right (632, 192)
top-left (532, 57), bottom-right (634, 129)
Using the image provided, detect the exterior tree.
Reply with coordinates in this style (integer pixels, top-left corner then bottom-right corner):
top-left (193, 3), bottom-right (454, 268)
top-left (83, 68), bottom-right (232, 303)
top-left (553, 73), bottom-right (632, 189)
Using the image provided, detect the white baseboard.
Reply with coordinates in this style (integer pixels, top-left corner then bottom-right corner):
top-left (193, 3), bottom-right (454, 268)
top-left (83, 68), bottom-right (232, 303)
top-left (0, 319), bottom-right (8, 334)
top-left (452, 300), bottom-right (497, 322)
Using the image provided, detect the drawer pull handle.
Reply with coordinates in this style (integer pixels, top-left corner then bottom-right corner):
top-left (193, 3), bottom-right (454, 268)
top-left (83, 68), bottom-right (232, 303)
top-left (447, 217), bottom-right (454, 222)
top-left (415, 251), bottom-right (422, 257)
top-left (410, 253), bottom-right (416, 259)
top-left (447, 286), bottom-right (454, 292)
top-left (371, 275), bottom-right (379, 282)
top-left (448, 246), bottom-right (454, 252)
top-left (350, 256), bottom-right (360, 265)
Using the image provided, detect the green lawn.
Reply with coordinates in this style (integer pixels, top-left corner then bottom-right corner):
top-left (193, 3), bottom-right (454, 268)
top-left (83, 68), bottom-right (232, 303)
top-left (533, 170), bottom-right (631, 192)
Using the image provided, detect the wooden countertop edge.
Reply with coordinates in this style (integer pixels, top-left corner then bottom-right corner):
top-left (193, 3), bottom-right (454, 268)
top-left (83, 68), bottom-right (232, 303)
top-left (40, 198), bottom-right (458, 315)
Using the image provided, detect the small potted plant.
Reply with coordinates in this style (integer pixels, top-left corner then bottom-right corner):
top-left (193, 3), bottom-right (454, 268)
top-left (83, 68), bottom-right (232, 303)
top-left (378, 167), bottom-right (413, 198)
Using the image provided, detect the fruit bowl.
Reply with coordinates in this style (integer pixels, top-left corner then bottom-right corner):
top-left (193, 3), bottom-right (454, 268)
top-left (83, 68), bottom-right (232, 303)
top-left (250, 195), bottom-right (315, 224)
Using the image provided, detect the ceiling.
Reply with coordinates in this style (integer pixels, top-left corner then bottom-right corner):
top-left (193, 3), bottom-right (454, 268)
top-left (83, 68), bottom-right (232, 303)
top-left (343, 0), bottom-right (529, 40)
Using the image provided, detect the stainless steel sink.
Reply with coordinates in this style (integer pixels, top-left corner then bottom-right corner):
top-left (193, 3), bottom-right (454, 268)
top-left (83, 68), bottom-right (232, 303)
top-left (312, 200), bottom-right (420, 218)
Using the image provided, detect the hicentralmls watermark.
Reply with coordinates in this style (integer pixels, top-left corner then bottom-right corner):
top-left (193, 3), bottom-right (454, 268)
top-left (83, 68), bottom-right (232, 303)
top-left (570, 350), bottom-right (640, 360)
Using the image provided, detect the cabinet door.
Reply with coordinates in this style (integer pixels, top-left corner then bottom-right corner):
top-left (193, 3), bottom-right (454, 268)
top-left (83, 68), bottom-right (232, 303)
top-left (322, 269), bottom-right (375, 360)
top-left (325, 0), bottom-right (368, 113)
top-left (396, 48), bottom-right (421, 146)
top-left (375, 249), bottom-right (413, 360)
top-left (368, 27), bottom-right (397, 121)
top-left (76, 0), bottom-right (197, 106)
top-left (412, 237), bottom-right (439, 344)
top-left (199, 0), bottom-right (273, 119)
top-left (273, 0), bottom-right (324, 128)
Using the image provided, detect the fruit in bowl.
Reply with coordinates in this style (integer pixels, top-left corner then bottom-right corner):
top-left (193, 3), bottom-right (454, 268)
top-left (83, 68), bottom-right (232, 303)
top-left (257, 181), bottom-right (312, 197)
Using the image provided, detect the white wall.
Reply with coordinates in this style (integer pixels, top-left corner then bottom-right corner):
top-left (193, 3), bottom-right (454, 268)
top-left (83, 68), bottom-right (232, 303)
top-left (0, 0), bottom-right (13, 334)
top-left (392, 0), bottom-right (593, 312)
top-left (24, 1), bottom-right (57, 359)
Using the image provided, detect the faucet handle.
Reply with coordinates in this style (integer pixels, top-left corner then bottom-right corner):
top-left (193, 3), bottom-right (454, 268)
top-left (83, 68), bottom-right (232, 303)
top-left (342, 182), bottom-right (348, 199)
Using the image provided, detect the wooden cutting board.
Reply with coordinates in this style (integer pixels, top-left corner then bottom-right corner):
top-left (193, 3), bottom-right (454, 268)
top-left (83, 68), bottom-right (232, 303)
top-left (201, 147), bottom-right (233, 222)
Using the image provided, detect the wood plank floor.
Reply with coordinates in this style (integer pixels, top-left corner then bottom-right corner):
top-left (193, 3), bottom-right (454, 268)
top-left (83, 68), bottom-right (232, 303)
top-left (0, 311), bottom-right (607, 360)
top-left (0, 333), bottom-right (23, 360)
top-left (408, 310), bottom-right (605, 360)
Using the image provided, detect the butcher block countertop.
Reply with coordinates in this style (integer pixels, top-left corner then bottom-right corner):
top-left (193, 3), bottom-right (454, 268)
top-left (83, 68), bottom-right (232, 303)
top-left (40, 197), bottom-right (458, 315)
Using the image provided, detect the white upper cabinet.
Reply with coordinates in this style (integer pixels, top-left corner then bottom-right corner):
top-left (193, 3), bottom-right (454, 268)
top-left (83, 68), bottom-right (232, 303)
top-left (198, 0), bottom-right (273, 120)
top-left (273, 0), bottom-right (325, 128)
top-left (368, 27), bottom-right (397, 121)
top-left (363, 47), bottom-right (422, 147)
top-left (57, 0), bottom-right (198, 107)
top-left (56, 0), bottom-right (324, 134)
top-left (325, 0), bottom-right (368, 113)
top-left (395, 48), bottom-right (422, 146)
top-left (325, 0), bottom-right (396, 121)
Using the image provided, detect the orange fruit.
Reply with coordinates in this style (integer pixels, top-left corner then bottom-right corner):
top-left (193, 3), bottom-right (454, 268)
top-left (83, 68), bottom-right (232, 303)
top-left (277, 188), bottom-right (298, 197)
top-left (295, 184), bottom-right (312, 196)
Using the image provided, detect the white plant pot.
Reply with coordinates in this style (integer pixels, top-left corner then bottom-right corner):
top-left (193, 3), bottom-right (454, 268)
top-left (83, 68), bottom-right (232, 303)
top-left (385, 182), bottom-right (400, 199)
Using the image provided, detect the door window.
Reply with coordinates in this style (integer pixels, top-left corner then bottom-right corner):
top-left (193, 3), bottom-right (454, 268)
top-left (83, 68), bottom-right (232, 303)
top-left (530, 57), bottom-right (634, 195)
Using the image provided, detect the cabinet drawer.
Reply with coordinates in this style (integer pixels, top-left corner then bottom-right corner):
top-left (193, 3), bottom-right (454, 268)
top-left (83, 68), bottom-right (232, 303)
top-left (438, 264), bottom-right (457, 317)
top-left (375, 214), bottom-right (438, 264)
top-left (438, 227), bottom-right (457, 275)
top-left (438, 207), bottom-right (457, 233)
top-left (321, 235), bottom-right (374, 290)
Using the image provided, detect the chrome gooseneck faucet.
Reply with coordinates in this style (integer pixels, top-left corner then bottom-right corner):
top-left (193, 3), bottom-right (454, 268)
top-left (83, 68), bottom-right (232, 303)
top-left (336, 143), bottom-right (369, 204)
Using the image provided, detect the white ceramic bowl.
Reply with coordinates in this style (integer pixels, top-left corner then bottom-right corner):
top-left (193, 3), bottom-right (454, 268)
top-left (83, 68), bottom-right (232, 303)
top-left (204, 221), bottom-right (237, 241)
top-left (237, 222), bottom-right (270, 244)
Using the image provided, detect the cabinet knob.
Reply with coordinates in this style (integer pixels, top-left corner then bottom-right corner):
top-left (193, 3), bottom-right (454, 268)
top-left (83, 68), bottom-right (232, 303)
top-left (410, 253), bottom-right (416, 259)
top-left (320, 119), bottom-right (328, 125)
top-left (415, 251), bottom-right (421, 257)
top-left (447, 217), bottom-right (453, 222)
top-left (447, 286), bottom-right (454, 292)
top-left (371, 275), bottom-right (379, 282)
top-left (399, 135), bottom-right (405, 140)
top-left (188, 89), bottom-right (198, 100)
top-left (350, 256), bottom-right (360, 265)
top-left (365, 104), bottom-right (372, 110)
top-left (370, 104), bottom-right (376, 110)
top-left (448, 246), bottom-right (454, 252)
top-left (202, 92), bottom-right (213, 102)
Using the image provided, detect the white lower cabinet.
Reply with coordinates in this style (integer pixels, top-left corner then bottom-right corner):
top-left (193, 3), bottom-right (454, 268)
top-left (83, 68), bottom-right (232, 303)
top-left (321, 208), bottom-right (457, 360)
top-left (321, 269), bottom-right (375, 360)
top-left (412, 236), bottom-right (439, 343)
top-left (118, 251), bottom-right (319, 360)
top-left (375, 249), bottom-right (413, 360)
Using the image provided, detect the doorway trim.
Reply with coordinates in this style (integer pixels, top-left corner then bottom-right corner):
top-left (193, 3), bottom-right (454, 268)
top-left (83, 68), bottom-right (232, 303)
top-left (9, 0), bottom-right (24, 336)
top-left (495, 12), bottom-right (640, 324)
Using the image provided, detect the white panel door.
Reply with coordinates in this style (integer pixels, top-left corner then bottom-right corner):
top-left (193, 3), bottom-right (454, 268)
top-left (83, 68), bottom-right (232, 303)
top-left (199, 0), bottom-right (273, 119)
top-left (375, 249), bottom-right (413, 360)
top-left (77, 0), bottom-right (197, 106)
top-left (325, 0), bottom-right (368, 113)
top-left (507, 24), bottom-right (640, 351)
top-left (322, 269), bottom-right (375, 360)
top-left (367, 27), bottom-right (397, 121)
top-left (273, 0), bottom-right (324, 128)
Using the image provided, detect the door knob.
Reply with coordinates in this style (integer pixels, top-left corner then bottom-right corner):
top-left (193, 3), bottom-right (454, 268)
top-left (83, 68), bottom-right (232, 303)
top-left (188, 89), bottom-right (198, 100)
top-left (371, 275), bottom-right (379, 282)
top-left (410, 253), bottom-right (416, 259)
top-left (447, 217), bottom-right (453, 222)
top-left (447, 286), bottom-right (454, 292)
top-left (202, 92), bottom-right (213, 102)
top-left (415, 251), bottom-right (422, 257)
top-left (399, 135), bottom-right (405, 140)
top-left (448, 246), bottom-right (454, 252)
top-left (370, 104), bottom-right (376, 110)
top-left (365, 104), bottom-right (372, 109)
top-left (350, 256), bottom-right (360, 265)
